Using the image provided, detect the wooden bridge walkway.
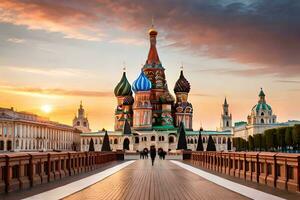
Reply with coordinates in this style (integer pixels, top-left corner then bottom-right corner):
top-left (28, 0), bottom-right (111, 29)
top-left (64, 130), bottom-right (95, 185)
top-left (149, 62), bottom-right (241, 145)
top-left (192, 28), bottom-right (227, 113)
top-left (64, 160), bottom-right (248, 200)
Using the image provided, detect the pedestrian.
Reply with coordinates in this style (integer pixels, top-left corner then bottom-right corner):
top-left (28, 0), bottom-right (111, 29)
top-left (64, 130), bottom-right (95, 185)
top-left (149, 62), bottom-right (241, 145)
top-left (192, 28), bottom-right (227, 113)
top-left (150, 146), bottom-right (156, 166)
top-left (162, 151), bottom-right (166, 160)
top-left (140, 151), bottom-right (144, 159)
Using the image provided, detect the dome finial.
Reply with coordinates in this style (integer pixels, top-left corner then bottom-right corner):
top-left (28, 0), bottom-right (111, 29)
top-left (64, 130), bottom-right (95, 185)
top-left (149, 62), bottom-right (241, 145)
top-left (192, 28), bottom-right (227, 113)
top-left (122, 61), bottom-right (126, 72)
top-left (151, 15), bottom-right (154, 28)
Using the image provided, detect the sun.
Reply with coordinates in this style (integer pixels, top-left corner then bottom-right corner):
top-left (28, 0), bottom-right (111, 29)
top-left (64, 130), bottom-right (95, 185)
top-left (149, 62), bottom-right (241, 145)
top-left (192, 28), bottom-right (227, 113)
top-left (41, 104), bottom-right (53, 113)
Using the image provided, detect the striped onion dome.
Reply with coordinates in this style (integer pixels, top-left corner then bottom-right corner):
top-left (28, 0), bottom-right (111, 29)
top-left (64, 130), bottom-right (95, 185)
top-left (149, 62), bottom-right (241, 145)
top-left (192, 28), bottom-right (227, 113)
top-left (132, 71), bottom-right (152, 92)
top-left (114, 72), bottom-right (132, 97)
top-left (174, 70), bottom-right (190, 93)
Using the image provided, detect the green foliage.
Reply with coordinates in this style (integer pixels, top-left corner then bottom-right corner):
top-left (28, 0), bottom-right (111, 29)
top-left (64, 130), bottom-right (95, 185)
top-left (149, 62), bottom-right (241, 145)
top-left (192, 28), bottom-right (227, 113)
top-left (101, 131), bottom-right (111, 152)
top-left (206, 135), bottom-right (216, 151)
top-left (264, 128), bottom-right (277, 151)
top-left (285, 127), bottom-right (293, 148)
top-left (227, 138), bottom-right (232, 151)
top-left (89, 138), bottom-right (95, 152)
top-left (196, 131), bottom-right (204, 151)
top-left (248, 135), bottom-right (254, 151)
top-left (276, 127), bottom-right (286, 151)
top-left (253, 134), bottom-right (262, 151)
top-left (292, 125), bottom-right (300, 149)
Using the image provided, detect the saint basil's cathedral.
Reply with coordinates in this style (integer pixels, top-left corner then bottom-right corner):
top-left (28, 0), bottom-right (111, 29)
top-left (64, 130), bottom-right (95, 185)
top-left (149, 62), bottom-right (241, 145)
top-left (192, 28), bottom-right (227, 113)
top-left (79, 25), bottom-right (232, 152)
top-left (114, 26), bottom-right (193, 132)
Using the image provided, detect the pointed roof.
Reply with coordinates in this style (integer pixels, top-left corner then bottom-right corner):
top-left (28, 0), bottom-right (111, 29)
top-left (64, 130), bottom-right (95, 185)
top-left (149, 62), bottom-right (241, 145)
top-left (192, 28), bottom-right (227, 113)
top-left (145, 24), bottom-right (161, 67)
top-left (123, 119), bottom-right (132, 135)
top-left (224, 97), bottom-right (228, 105)
top-left (101, 131), bottom-right (111, 152)
top-left (177, 121), bottom-right (187, 150)
top-left (259, 88), bottom-right (265, 97)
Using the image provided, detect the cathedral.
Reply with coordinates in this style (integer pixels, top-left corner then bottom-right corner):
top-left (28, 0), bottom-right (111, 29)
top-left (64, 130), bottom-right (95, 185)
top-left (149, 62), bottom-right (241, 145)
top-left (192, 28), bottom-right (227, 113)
top-left (79, 25), bottom-right (232, 152)
top-left (113, 25), bottom-right (193, 132)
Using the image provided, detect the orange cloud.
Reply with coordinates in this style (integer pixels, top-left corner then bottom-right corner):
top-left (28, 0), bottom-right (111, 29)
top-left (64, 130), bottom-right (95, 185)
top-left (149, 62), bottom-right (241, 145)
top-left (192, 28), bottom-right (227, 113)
top-left (1, 0), bottom-right (300, 76)
top-left (0, 85), bottom-right (113, 97)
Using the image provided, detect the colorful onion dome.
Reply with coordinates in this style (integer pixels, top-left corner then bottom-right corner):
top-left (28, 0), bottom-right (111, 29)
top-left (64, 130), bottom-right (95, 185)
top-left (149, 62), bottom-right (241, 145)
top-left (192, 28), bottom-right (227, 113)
top-left (132, 71), bottom-right (152, 92)
top-left (174, 70), bottom-right (190, 93)
top-left (123, 95), bottom-right (134, 105)
top-left (114, 72), bottom-right (132, 97)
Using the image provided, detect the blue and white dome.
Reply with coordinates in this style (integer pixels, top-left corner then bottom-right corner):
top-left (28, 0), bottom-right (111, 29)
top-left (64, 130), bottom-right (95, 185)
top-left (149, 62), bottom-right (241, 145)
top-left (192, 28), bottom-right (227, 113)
top-left (132, 71), bottom-right (152, 92)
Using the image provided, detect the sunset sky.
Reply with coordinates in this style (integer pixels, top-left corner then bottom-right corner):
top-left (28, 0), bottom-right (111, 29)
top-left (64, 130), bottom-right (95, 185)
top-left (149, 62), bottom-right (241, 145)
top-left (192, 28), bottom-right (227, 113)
top-left (0, 0), bottom-right (300, 131)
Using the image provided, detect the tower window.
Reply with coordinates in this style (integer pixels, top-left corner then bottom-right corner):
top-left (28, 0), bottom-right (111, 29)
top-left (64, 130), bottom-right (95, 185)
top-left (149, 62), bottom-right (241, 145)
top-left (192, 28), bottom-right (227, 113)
top-left (83, 122), bottom-right (87, 127)
top-left (76, 121), bottom-right (80, 126)
top-left (261, 119), bottom-right (264, 124)
top-left (261, 112), bottom-right (264, 116)
top-left (226, 121), bottom-right (229, 127)
top-left (225, 112), bottom-right (228, 115)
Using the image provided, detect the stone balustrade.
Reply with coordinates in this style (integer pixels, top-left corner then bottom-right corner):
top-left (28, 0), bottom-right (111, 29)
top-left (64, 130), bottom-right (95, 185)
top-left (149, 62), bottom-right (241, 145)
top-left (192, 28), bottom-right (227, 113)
top-left (190, 151), bottom-right (300, 193)
top-left (0, 151), bottom-right (123, 194)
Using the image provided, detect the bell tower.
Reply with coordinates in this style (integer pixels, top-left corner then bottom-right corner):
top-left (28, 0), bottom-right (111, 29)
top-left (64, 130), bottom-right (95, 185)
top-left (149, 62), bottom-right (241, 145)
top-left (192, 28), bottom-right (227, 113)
top-left (219, 98), bottom-right (232, 131)
top-left (73, 101), bottom-right (91, 133)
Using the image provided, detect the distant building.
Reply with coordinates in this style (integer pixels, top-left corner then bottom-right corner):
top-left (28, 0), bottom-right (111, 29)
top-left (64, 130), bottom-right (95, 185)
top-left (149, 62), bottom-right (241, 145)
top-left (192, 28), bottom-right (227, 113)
top-left (217, 98), bottom-right (232, 131)
top-left (73, 101), bottom-right (91, 133)
top-left (0, 107), bottom-right (80, 152)
top-left (233, 89), bottom-right (299, 139)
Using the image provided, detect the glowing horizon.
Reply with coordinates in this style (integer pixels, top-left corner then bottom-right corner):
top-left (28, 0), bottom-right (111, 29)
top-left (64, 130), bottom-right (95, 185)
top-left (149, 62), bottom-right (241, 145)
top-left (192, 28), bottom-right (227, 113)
top-left (0, 0), bottom-right (300, 131)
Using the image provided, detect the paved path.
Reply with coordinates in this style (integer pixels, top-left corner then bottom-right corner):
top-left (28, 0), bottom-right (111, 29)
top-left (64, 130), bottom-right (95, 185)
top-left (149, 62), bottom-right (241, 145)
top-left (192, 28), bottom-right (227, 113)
top-left (64, 159), bottom-right (249, 200)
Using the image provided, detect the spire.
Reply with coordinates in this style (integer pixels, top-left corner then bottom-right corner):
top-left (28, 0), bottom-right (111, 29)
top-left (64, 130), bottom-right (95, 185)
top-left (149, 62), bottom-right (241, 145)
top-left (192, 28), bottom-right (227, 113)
top-left (258, 88), bottom-right (266, 103)
top-left (146, 20), bottom-right (160, 66)
top-left (224, 97), bottom-right (228, 106)
top-left (80, 100), bottom-right (83, 109)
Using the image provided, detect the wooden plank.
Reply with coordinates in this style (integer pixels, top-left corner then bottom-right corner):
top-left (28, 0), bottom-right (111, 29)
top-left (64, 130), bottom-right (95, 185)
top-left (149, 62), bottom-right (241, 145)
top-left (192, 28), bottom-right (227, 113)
top-left (64, 160), bottom-right (249, 200)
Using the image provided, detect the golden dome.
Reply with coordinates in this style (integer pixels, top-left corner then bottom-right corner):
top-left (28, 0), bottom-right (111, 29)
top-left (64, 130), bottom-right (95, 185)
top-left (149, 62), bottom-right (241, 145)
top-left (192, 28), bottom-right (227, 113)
top-left (148, 27), bottom-right (158, 35)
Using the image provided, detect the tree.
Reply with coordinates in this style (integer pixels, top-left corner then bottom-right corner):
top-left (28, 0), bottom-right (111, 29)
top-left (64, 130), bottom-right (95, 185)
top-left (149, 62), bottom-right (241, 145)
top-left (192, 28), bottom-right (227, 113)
top-left (196, 130), bottom-right (204, 151)
top-left (177, 122), bottom-right (187, 150)
top-left (261, 134), bottom-right (267, 151)
top-left (89, 138), bottom-right (95, 151)
top-left (276, 127), bottom-right (286, 152)
top-left (248, 135), bottom-right (254, 151)
top-left (123, 119), bottom-right (131, 135)
top-left (101, 131), bottom-right (111, 151)
top-left (292, 125), bottom-right (300, 151)
top-left (253, 134), bottom-right (261, 151)
top-left (265, 129), bottom-right (276, 151)
top-left (285, 127), bottom-right (293, 150)
top-left (206, 135), bottom-right (216, 151)
top-left (227, 138), bottom-right (231, 151)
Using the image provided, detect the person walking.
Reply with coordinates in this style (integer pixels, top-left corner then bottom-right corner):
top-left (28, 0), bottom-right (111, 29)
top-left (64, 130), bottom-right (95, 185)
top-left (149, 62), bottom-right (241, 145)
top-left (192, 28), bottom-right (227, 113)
top-left (150, 146), bottom-right (156, 166)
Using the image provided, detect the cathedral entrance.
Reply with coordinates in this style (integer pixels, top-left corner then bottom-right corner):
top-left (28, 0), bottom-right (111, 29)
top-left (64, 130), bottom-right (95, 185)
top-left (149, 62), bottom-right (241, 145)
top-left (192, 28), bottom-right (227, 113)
top-left (123, 138), bottom-right (130, 150)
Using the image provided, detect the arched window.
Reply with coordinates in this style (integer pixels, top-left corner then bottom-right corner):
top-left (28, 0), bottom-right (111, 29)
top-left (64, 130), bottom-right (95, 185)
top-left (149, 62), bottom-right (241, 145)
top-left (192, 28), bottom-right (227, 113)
top-left (144, 137), bottom-right (147, 142)
top-left (223, 137), bottom-right (226, 144)
top-left (0, 141), bottom-right (4, 150)
top-left (261, 118), bottom-right (264, 124)
top-left (151, 136), bottom-right (155, 141)
top-left (162, 136), bottom-right (165, 141)
top-left (226, 121), bottom-right (229, 127)
top-left (158, 136), bottom-right (161, 141)
top-left (76, 121), bottom-right (80, 126)
top-left (194, 138), bottom-right (197, 144)
top-left (190, 139), bottom-right (194, 144)
top-left (114, 138), bottom-right (118, 144)
top-left (169, 136), bottom-right (174, 143)
top-left (135, 137), bottom-right (139, 143)
top-left (261, 112), bottom-right (264, 116)
top-left (83, 122), bottom-right (87, 127)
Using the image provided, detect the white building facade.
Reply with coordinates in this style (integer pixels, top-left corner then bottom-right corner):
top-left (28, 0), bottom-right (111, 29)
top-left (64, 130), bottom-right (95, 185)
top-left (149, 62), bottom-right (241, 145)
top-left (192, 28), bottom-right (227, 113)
top-left (0, 107), bottom-right (81, 152)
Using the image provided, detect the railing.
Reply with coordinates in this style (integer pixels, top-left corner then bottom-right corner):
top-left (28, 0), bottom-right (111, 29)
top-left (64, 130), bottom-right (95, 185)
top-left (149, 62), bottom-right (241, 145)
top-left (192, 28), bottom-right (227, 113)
top-left (190, 151), bottom-right (300, 193)
top-left (0, 151), bottom-right (124, 193)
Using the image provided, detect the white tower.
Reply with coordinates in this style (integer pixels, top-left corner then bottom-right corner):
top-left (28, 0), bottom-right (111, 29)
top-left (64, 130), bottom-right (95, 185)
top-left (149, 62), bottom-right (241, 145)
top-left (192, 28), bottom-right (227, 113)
top-left (219, 98), bottom-right (232, 131)
top-left (73, 101), bottom-right (91, 133)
